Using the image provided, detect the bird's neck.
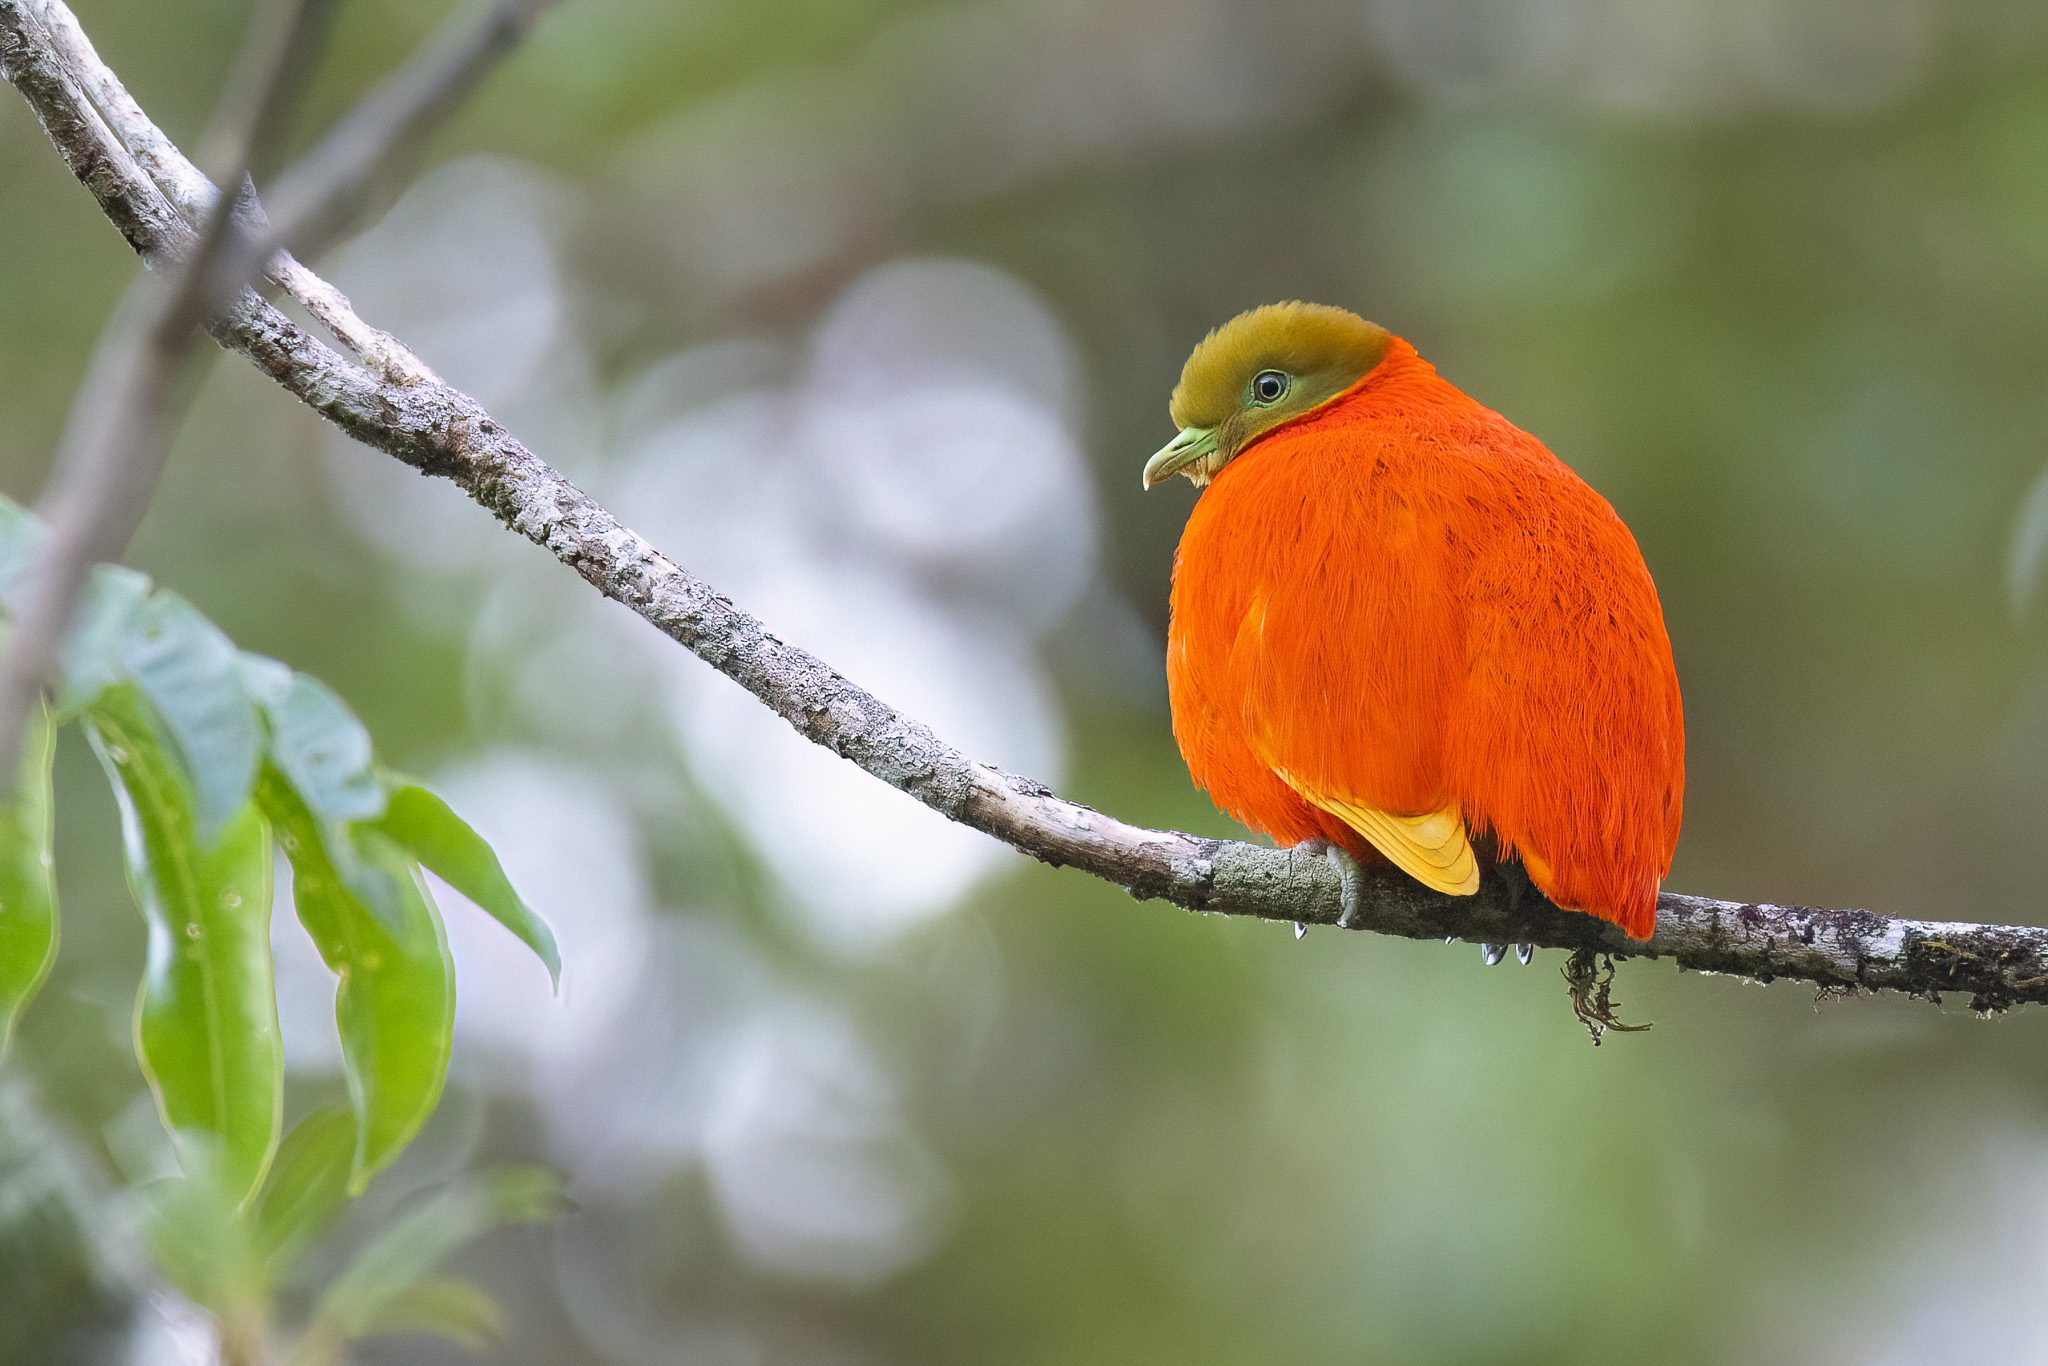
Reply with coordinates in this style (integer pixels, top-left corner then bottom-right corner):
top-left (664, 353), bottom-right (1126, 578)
top-left (1369, 334), bottom-right (1440, 387)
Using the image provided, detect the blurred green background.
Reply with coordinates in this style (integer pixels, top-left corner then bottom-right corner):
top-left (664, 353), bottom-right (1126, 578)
top-left (8, 0), bottom-right (2048, 1361)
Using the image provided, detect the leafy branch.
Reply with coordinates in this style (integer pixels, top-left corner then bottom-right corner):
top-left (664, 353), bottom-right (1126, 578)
top-left (142, 1110), bottom-right (562, 1365)
top-left (0, 494), bottom-right (560, 1359)
top-left (4, 0), bottom-right (2046, 1088)
top-left (0, 498), bottom-right (557, 1191)
top-left (0, 3), bottom-right (563, 1358)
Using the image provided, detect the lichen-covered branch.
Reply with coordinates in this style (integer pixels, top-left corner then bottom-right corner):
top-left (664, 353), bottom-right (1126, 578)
top-left (7, 0), bottom-right (2047, 1014)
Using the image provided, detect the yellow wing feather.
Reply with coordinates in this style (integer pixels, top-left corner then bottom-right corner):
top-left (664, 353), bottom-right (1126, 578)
top-left (1273, 769), bottom-right (1480, 896)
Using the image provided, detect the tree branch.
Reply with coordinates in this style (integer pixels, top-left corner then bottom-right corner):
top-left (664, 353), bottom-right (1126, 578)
top-left (260, 0), bottom-right (562, 267)
top-left (0, 0), bottom-right (336, 783)
top-left (6, 0), bottom-right (2046, 1015)
top-left (31, 0), bottom-right (435, 382)
top-left (0, 0), bottom-right (556, 781)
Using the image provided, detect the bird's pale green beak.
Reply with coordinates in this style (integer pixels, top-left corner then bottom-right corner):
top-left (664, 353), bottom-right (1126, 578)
top-left (1142, 426), bottom-right (1220, 490)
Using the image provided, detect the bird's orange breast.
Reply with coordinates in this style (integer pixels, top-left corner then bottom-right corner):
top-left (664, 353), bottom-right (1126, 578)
top-left (1164, 338), bottom-right (1682, 938)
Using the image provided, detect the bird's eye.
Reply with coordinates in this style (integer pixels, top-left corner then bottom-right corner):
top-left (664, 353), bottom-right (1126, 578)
top-left (1251, 370), bottom-right (1289, 404)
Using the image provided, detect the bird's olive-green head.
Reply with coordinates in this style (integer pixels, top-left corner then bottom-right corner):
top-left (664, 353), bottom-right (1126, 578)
top-left (1142, 301), bottom-right (1391, 490)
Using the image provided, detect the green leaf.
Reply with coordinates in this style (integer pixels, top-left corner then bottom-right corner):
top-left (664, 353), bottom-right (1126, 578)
top-left (247, 655), bottom-right (403, 932)
top-left (88, 687), bottom-right (281, 1204)
top-left (369, 782), bottom-right (559, 987)
top-left (255, 670), bottom-right (384, 824)
top-left (140, 1151), bottom-right (268, 1315)
top-left (261, 770), bottom-right (453, 1192)
top-left (311, 1168), bottom-right (562, 1340)
top-left (357, 1277), bottom-right (504, 1350)
top-left (0, 495), bottom-right (45, 604)
top-left (237, 652), bottom-right (293, 708)
top-left (0, 704), bottom-right (57, 1053)
top-left (56, 565), bottom-right (150, 712)
top-left (0, 500), bottom-right (149, 714)
top-left (121, 593), bottom-right (260, 845)
top-left (254, 1104), bottom-right (356, 1277)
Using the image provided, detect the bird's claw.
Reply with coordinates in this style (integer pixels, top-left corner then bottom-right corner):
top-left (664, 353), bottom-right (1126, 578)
top-left (1480, 942), bottom-right (1507, 966)
top-left (1323, 844), bottom-right (1365, 929)
top-left (1290, 839), bottom-right (1366, 932)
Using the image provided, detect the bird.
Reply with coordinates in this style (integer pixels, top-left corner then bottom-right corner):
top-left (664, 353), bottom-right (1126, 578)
top-left (1143, 302), bottom-right (1682, 945)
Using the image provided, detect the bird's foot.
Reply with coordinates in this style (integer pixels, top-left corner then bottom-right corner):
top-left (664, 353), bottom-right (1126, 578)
top-left (1480, 868), bottom-right (1537, 965)
top-left (1291, 838), bottom-right (1367, 933)
top-left (1323, 842), bottom-right (1367, 929)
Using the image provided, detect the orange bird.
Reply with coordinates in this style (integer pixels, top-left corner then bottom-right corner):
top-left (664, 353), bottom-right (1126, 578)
top-left (1144, 303), bottom-right (1682, 941)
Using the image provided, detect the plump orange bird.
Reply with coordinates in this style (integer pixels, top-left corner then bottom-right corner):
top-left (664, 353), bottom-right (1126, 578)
top-left (1145, 303), bottom-right (1682, 940)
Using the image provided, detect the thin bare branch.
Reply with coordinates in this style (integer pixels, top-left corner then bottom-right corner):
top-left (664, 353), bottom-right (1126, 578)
top-left (0, 0), bottom-right (337, 783)
top-left (184, 0), bottom-right (565, 336)
top-left (6, 0), bottom-right (2046, 1014)
top-left (30, 0), bottom-right (436, 383)
top-left (261, 0), bottom-right (562, 264)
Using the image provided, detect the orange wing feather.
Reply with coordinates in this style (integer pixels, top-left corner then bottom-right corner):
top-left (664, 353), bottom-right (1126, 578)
top-left (1165, 337), bottom-right (1682, 938)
